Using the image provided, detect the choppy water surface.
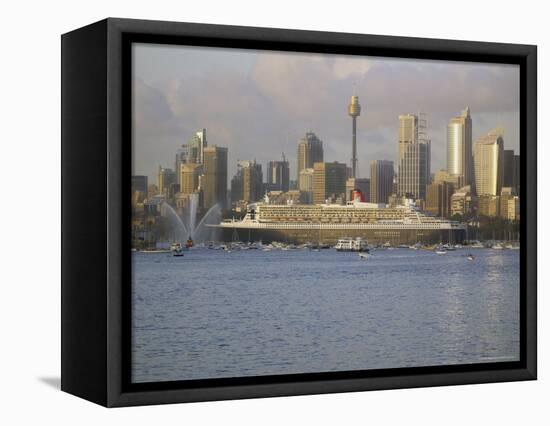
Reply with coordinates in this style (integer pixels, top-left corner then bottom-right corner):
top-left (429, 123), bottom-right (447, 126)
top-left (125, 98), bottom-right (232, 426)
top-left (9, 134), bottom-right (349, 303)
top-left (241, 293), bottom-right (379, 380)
top-left (132, 248), bottom-right (520, 383)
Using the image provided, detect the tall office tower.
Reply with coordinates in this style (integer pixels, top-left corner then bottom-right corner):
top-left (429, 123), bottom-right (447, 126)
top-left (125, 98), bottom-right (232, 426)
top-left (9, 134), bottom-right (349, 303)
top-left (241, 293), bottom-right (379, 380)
top-left (346, 178), bottom-right (370, 202)
top-left (313, 162), bottom-right (347, 205)
top-left (297, 132), bottom-right (324, 180)
top-left (447, 107), bottom-right (473, 186)
top-left (473, 129), bottom-right (504, 196)
top-left (397, 114), bottom-right (431, 200)
top-left (347, 95), bottom-right (361, 178)
top-left (266, 157), bottom-right (290, 192)
top-left (179, 163), bottom-right (203, 194)
top-left (186, 129), bottom-right (208, 164)
top-left (231, 160), bottom-right (263, 204)
top-left (202, 146), bottom-right (228, 209)
top-left (298, 168), bottom-right (314, 204)
top-left (175, 144), bottom-right (189, 185)
top-left (230, 173), bottom-right (243, 204)
top-left (513, 154), bottom-right (520, 196)
top-left (370, 160), bottom-right (394, 204)
top-left (502, 149), bottom-right (515, 189)
top-left (157, 166), bottom-right (176, 197)
top-left (426, 181), bottom-right (454, 218)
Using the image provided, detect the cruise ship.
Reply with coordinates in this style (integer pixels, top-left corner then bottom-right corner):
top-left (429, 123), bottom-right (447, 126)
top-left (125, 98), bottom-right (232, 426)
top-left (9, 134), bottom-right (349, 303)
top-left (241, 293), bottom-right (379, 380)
top-left (210, 199), bottom-right (467, 245)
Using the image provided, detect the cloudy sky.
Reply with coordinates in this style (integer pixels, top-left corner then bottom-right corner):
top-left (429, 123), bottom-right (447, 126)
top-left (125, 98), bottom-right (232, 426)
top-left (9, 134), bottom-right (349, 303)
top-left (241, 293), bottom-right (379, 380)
top-left (132, 43), bottom-right (519, 183)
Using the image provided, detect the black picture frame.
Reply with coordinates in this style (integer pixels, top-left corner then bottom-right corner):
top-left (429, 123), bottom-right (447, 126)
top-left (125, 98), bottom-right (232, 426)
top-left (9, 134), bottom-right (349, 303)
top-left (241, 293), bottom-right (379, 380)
top-left (61, 17), bottom-right (537, 407)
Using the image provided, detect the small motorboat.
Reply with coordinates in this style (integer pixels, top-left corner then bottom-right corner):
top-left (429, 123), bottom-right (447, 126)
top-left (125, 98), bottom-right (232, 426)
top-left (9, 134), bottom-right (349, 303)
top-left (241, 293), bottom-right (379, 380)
top-left (435, 250), bottom-right (447, 255)
top-left (358, 253), bottom-right (370, 260)
top-left (467, 254), bottom-right (475, 261)
top-left (171, 242), bottom-right (185, 257)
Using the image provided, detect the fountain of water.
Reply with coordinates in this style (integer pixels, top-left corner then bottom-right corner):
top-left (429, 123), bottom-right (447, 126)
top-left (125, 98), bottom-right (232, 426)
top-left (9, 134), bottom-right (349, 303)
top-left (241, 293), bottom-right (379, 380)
top-left (161, 198), bottom-right (222, 243)
top-left (161, 202), bottom-right (189, 242)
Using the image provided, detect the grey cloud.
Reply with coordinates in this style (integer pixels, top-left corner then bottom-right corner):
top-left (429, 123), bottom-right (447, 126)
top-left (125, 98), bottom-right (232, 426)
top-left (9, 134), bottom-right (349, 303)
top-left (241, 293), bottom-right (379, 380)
top-left (132, 46), bottom-right (520, 183)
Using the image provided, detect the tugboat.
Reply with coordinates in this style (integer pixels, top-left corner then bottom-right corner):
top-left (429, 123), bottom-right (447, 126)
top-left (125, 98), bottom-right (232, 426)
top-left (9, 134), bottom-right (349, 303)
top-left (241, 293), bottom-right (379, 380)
top-left (171, 242), bottom-right (184, 257)
top-left (185, 236), bottom-right (194, 249)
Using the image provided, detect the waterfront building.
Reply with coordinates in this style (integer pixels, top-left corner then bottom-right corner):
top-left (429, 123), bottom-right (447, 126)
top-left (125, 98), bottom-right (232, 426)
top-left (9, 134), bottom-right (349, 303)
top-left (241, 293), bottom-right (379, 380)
top-left (450, 185), bottom-right (475, 217)
top-left (499, 187), bottom-right (515, 219)
top-left (179, 163), bottom-right (203, 194)
top-left (473, 129), bottom-right (504, 196)
top-left (426, 181), bottom-right (454, 218)
top-left (346, 178), bottom-right (370, 202)
top-left (297, 132), bottom-right (324, 180)
top-left (507, 196), bottom-right (520, 221)
top-left (478, 194), bottom-right (500, 217)
top-left (397, 114), bottom-right (431, 201)
top-left (313, 161), bottom-right (347, 205)
top-left (157, 166), bottom-right (176, 197)
top-left (370, 160), bottom-right (394, 204)
top-left (202, 146), bottom-right (228, 210)
top-left (347, 95), bottom-right (361, 178)
top-left (447, 107), bottom-right (473, 186)
top-left (266, 158), bottom-right (290, 192)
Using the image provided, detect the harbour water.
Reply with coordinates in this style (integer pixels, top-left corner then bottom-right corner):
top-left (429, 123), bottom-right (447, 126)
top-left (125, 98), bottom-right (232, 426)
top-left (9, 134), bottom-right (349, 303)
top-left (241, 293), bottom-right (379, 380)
top-left (131, 247), bottom-right (520, 383)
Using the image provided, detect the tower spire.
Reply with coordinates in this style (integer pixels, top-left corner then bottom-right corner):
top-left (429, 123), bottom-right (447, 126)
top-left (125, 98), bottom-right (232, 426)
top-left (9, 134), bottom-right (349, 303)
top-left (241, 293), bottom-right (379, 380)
top-left (348, 94), bottom-right (361, 178)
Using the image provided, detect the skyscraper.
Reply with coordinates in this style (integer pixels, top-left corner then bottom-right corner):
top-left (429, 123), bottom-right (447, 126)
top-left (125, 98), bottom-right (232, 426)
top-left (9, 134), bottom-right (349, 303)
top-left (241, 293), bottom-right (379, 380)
top-left (397, 114), bottom-right (431, 200)
top-left (231, 160), bottom-right (263, 204)
top-left (473, 129), bottom-right (504, 196)
top-left (179, 163), bottom-right (203, 194)
top-left (202, 146), bottom-right (227, 209)
top-left (348, 95), bottom-right (361, 178)
top-left (313, 162), bottom-right (347, 204)
top-left (266, 157), bottom-right (290, 192)
top-left (157, 166), bottom-right (176, 197)
top-left (502, 149), bottom-right (515, 188)
top-left (298, 168), bottom-right (314, 204)
top-left (447, 107), bottom-right (472, 186)
top-left (370, 160), bottom-right (394, 204)
top-left (297, 132), bottom-right (324, 180)
top-left (187, 128), bottom-right (207, 164)
top-left (175, 145), bottom-right (189, 185)
top-left (426, 181), bottom-right (454, 218)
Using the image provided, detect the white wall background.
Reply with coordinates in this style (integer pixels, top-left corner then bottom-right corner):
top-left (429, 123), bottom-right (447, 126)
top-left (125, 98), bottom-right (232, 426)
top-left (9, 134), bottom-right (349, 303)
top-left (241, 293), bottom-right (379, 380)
top-left (0, 0), bottom-right (545, 423)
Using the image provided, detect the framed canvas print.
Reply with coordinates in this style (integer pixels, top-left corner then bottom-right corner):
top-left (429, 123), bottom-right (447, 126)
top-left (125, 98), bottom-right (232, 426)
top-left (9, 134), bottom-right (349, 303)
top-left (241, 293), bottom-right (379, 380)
top-left (61, 18), bottom-right (537, 407)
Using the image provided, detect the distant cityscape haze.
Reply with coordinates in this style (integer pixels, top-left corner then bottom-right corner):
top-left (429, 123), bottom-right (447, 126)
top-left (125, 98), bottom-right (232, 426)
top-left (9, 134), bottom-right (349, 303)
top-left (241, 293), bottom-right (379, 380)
top-left (131, 43), bottom-right (520, 184)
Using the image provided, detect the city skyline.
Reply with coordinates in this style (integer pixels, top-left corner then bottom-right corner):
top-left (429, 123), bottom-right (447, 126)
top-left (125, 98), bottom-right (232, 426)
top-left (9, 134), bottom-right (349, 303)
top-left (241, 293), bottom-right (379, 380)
top-left (132, 43), bottom-right (520, 183)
